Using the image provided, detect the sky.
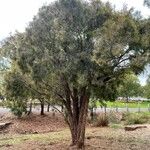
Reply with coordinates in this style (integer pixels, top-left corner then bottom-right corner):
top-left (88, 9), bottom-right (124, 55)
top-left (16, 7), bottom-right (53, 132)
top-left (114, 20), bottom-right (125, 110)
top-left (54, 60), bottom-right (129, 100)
top-left (0, 0), bottom-right (149, 85)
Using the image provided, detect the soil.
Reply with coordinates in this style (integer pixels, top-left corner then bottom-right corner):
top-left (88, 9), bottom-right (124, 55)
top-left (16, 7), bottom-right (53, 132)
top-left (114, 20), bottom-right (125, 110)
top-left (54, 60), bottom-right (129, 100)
top-left (0, 112), bottom-right (67, 134)
top-left (0, 112), bottom-right (150, 150)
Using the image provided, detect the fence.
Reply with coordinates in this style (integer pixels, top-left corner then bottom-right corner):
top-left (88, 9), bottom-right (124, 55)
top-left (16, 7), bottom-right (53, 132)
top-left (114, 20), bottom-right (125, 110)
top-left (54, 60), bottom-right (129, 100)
top-left (95, 104), bottom-right (150, 113)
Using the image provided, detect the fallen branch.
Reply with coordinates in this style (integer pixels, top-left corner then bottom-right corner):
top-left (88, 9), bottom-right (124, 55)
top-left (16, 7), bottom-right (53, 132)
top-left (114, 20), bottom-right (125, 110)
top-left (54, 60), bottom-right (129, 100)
top-left (124, 126), bottom-right (147, 131)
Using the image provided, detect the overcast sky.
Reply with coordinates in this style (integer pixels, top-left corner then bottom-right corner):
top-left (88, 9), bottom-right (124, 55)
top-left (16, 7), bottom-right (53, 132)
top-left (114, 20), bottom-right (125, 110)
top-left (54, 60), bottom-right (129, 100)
top-left (0, 0), bottom-right (149, 84)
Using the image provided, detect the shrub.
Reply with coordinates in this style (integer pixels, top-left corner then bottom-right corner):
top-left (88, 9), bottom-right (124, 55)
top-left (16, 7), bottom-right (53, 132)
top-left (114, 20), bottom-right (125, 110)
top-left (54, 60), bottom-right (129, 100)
top-left (94, 113), bottom-right (109, 127)
top-left (107, 111), bottom-right (122, 124)
top-left (123, 112), bottom-right (150, 125)
top-left (5, 99), bottom-right (27, 118)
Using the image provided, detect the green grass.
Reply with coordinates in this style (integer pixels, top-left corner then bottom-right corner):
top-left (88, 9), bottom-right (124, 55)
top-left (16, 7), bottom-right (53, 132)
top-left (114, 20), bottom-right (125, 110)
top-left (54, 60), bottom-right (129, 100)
top-left (96, 101), bottom-right (150, 108)
top-left (122, 112), bottom-right (150, 125)
top-left (109, 124), bottom-right (123, 129)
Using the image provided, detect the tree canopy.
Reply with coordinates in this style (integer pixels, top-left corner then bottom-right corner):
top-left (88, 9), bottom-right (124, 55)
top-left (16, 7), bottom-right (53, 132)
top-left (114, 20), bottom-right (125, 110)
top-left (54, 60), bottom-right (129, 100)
top-left (118, 72), bottom-right (142, 101)
top-left (1, 0), bottom-right (150, 148)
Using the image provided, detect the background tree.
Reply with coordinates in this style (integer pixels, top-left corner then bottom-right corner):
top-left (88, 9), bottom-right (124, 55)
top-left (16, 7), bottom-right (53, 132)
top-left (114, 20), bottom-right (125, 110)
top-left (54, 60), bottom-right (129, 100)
top-left (143, 75), bottom-right (150, 99)
top-left (144, 0), bottom-right (150, 8)
top-left (1, 0), bottom-right (150, 148)
top-left (118, 72), bottom-right (142, 102)
top-left (4, 70), bottom-right (30, 117)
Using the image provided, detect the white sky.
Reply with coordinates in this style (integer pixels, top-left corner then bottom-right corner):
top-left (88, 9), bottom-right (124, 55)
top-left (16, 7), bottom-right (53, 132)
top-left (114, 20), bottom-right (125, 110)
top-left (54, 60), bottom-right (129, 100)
top-left (0, 0), bottom-right (149, 84)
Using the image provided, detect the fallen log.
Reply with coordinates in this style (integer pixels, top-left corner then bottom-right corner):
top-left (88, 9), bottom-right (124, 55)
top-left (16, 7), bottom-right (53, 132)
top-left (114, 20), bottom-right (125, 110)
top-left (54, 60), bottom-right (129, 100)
top-left (0, 122), bottom-right (12, 130)
top-left (124, 126), bottom-right (147, 131)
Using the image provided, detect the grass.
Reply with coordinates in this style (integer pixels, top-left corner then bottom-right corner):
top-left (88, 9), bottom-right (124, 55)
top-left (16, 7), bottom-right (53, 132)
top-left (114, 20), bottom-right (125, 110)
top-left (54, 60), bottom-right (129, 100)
top-left (96, 101), bottom-right (150, 108)
top-left (109, 124), bottom-right (123, 129)
top-left (0, 129), bottom-right (70, 147)
top-left (122, 112), bottom-right (150, 125)
top-left (0, 126), bottom-right (150, 149)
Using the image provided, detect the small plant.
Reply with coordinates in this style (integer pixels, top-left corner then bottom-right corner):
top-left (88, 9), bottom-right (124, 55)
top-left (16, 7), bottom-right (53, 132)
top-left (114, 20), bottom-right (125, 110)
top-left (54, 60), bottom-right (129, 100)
top-left (94, 113), bottom-right (109, 127)
top-left (123, 112), bottom-right (150, 125)
top-left (107, 111), bottom-right (122, 124)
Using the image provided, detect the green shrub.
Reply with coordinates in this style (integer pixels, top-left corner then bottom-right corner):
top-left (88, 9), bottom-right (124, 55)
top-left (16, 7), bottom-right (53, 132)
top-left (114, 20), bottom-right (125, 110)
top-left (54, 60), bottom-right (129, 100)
top-left (5, 99), bottom-right (27, 118)
top-left (94, 113), bottom-right (109, 127)
top-left (123, 112), bottom-right (150, 125)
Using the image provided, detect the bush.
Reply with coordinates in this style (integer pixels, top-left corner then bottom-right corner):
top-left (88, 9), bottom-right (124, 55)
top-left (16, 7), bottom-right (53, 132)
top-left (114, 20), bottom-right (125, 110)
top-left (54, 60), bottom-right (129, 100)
top-left (94, 113), bottom-right (109, 127)
top-left (123, 112), bottom-right (150, 125)
top-left (107, 111), bottom-right (122, 124)
top-left (5, 99), bottom-right (27, 118)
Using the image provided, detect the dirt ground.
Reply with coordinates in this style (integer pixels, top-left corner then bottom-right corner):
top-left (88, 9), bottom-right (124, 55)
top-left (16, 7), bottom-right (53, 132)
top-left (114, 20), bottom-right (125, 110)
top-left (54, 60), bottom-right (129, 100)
top-left (0, 112), bottom-right (150, 150)
top-left (0, 112), bottom-right (67, 134)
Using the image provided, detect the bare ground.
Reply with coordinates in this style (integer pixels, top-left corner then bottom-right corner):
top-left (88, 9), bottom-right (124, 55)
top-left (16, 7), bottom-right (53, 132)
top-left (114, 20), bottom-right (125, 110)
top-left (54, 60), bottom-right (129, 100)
top-left (0, 112), bottom-right (150, 150)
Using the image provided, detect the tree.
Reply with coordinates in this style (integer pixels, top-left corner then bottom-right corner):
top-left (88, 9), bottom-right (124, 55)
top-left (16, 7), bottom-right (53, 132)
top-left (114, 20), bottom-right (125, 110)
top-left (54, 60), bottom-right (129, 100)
top-left (144, 0), bottom-right (150, 8)
top-left (118, 72), bottom-right (142, 102)
top-left (143, 75), bottom-right (150, 99)
top-left (1, 0), bottom-right (150, 148)
top-left (4, 70), bottom-right (29, 117)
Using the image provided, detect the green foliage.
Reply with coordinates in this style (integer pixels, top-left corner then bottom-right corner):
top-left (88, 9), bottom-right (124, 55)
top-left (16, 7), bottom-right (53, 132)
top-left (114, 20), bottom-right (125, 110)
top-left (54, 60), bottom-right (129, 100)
top-left (3, 70), bottom-right (30, 117)
top-left (144, 0), bottom-right (150, 8)
top-left (123, 112), bottom-right (150, 125)
top-left (118, 72), bottom-right (143, 99)
top-left (1, 0), bottom-right (149, 104)
top-left (0, 0), bottom-right (150, 145)
top-left (5, 100), bottom-right (27, 118)
top-left (143, 75), bottom-right (150, 98)
top-left (4, 71), bottom-right (31, 99)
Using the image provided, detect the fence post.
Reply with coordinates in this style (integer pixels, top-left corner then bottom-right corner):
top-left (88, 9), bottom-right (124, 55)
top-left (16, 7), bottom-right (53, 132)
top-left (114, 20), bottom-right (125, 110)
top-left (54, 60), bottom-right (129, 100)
top-left (148, 104), bottom-right (150, 112)
top-left (104, 106), bottom-right (107, 115)
top-left (116, 106), bottom-right (118, 112)
top-left (126, 103), bottom-right (129, 112)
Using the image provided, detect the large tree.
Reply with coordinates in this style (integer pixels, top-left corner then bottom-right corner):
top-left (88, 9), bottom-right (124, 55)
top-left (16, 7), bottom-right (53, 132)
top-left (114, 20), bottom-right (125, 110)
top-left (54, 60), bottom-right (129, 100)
top-left (1, 0), bottom-right (150, 148)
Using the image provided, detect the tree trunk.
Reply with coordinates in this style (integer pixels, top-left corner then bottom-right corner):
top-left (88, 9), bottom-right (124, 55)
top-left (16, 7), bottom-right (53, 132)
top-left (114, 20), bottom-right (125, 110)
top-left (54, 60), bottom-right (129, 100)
top-left (64, 87), bottom-right (89, 149)
top-left (47, 103), bottom-right (50, 112)
top-left (71, 95), bottom-right (89, 149)
top-left (126, 96), bottom-right (129, 103)
top-left (28, 101), bottom-right (32, 115)
top-left (40, 100), bottom-right (45, 115)
top-left (90, 108), bottom-right (94, 121)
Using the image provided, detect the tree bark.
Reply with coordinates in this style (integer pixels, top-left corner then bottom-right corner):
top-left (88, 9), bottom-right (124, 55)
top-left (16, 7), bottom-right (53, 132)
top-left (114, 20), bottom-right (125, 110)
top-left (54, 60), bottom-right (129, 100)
top-left (40, 100), bottom-right (45, 115)
top-left (64, 87), bottom-right (89, 149)
top-left (90, 107), bottom-right (94, 121)
top-left (47, 103), bottom-right (50, 112)
top-left (28, 101), bottom-right (32, 115)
